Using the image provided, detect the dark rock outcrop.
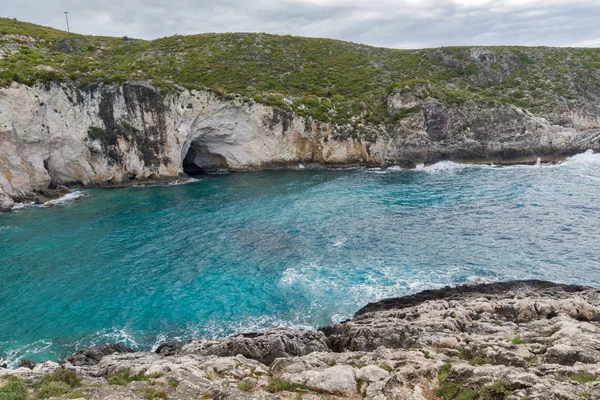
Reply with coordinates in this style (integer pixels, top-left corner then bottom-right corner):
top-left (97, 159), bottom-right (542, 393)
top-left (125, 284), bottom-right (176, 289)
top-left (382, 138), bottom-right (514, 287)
top-left (180, 329), bottom-right (330, 366)
top-left (154, 342), bottom-right (183, 356)
top-left (18, 359), bottom-right (37, 369)
top-left (67, 344), bottom-right (135, 366)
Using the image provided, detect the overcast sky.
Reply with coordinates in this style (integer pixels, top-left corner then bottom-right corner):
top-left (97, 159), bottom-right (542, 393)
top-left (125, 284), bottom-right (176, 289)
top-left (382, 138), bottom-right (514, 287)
top-left (4, 0), bottom-right (600, 48)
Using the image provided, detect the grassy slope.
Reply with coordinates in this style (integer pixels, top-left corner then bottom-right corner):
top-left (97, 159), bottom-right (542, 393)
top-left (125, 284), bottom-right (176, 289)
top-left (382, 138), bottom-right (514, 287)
top-left (1, 17), bottom-right (599, 123)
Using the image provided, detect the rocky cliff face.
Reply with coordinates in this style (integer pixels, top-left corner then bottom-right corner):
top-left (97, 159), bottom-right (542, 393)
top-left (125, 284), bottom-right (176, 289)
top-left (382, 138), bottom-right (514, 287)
top-left (1, 80), bottom-right (599, 210)
top-left (3, 280), bottom-right (600, 399)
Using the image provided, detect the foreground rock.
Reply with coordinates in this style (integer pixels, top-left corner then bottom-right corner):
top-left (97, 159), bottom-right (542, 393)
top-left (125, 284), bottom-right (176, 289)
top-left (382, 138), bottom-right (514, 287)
top-left (175, 329), bottom-right (330, 366)
top-left (2, 280), bottom-right (600, 399)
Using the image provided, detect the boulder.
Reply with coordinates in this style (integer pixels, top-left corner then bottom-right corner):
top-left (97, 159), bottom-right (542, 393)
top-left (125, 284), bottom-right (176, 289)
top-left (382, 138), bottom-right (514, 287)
top-left (32, 361), bottom-right (60, 374)
top-left (181, 329), bottom-right (330, 366)
top-left (281, 366), bottom-right (356, 395)
top-left (67, 344), bottom-right (135, 366)
top-left (18, 359), bottom-right (37, 369)
top-left (154, 342), bottom-right (183, 356)
top-left (356, 365), bottom-right (389, 382)
top-left (0, 192), bottom-right (14, 212)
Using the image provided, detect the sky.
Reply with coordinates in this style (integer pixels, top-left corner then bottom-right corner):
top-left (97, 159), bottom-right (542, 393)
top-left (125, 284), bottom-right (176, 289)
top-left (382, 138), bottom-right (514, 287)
top-left (3, 0), bottom-right (600, 48)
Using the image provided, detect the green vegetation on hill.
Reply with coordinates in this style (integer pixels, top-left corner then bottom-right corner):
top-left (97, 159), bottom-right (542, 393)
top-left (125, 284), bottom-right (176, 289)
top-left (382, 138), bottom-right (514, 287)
top-left (1, 17), bottom-right (599, 123)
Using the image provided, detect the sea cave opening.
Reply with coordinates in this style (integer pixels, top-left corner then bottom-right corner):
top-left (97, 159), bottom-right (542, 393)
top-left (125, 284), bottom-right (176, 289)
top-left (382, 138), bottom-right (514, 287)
top-left (182, 140), bottom-right (230, 175)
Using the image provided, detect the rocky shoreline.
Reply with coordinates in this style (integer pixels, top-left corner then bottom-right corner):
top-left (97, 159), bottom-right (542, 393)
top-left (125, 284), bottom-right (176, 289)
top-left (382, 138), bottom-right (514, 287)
top-left (1, 154), bottom-right (590, 212)
top-left (2, 80), bottom-right (600, 212)
top-left (2, 280), bottom-right (600, 399)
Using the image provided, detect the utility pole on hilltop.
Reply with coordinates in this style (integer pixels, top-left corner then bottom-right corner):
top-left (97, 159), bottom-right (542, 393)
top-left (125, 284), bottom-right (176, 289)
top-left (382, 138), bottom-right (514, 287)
top-left (64, 12), bottom-right (70, 35)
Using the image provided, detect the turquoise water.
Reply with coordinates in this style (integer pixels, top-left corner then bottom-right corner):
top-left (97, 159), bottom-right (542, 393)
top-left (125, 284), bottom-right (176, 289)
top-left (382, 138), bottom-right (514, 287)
top-left (1, 152), bottom-right (600, 367)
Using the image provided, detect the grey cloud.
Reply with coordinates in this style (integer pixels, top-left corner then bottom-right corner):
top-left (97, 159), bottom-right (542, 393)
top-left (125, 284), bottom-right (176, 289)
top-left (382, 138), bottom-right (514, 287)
top-left (2, 0), bottom-right (600, 48)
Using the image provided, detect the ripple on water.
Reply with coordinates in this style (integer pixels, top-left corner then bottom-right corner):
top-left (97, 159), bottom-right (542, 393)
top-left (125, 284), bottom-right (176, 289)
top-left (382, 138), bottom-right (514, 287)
top-left (0, 151), bottom-right (599, 366)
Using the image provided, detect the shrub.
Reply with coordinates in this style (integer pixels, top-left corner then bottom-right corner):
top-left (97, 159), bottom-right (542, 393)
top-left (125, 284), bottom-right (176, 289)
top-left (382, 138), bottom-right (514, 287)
top-left (355, 377), bottom-right (366, 394)
top-left (438, 363), bottom-right (451, 384)
top-left (236, 381), bottom-right (253, 391)
top-left (463, 64), bottom-right (479, 75)
top-left (437, 380), bottom-right (512, 400)
top-left (2, 18), bottom-right (600, 125)
top-left (36, 382), bottom-right (69, 399)
top-left (265, 378), bottom-right (311, 393)
top-left (39, 369), bottom-right (81, 388)
top-left (511, 336), bottom-right (524, 345)
top-left (140, 388), bottom-right (167, 400)
top-left (107, 370), bottom-right (148, 385)
top-left (65, 389), bottom-right (86, 399)
top-left (469, 356), bottom-right (491, 366)
top-left (88, 126), bottom-right (107, 140)
top-left (377, 362), bottom-right (392, 372)
top-left (570, 372), bottom-right (597, 384)
top-left (480, 380), bottom-right (512, 398)
top-left (0, 377), bottom-right (28, 400)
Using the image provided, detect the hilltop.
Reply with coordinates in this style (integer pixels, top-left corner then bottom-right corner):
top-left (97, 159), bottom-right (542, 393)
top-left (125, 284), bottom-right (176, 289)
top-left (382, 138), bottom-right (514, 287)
top-left (1, 17), bottom-right (600, 124)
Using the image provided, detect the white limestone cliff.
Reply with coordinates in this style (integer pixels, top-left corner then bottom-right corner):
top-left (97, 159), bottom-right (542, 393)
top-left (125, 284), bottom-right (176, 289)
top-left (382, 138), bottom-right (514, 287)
top-left (0, 80), bottom-right (598, 210)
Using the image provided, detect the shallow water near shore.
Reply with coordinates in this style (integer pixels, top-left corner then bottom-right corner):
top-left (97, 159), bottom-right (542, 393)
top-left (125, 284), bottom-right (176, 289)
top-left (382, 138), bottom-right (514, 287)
top-left (1, 152), bottom-right (600, 367)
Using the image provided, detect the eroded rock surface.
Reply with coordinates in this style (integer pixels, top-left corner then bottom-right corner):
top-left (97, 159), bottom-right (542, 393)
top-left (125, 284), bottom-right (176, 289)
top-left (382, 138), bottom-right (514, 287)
top-left (178, 329), bottom-right (330, 366)
top-left (2, 280), bottom-right (600, 399)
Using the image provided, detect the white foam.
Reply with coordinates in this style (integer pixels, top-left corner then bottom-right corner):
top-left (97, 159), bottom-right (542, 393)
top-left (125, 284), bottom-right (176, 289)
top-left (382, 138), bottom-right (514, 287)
top-left (366, 169), bottom-right (389, 174)
top-left (44, 190), bottom-right (87, 206)
top-left (332, 238), bottom-right (346, 247)
top-left (387, 166), bottom-right (404, 171)
top-left (8, 191), bottom-right (87, 211)
top-left (564, 149), bottom-right (600, 165)
top-left (330, 314), bottom-right (352, 323)
top-left (463, 276), bottom-right (499, 285)
top-left (134, 177), bottom-right (201, 188)
top-left (0, 339), bottom-right (53, 369)
top-left (168, 177), bottom-right (200, 186)
top-left (405, 150), bottom-right (600, 174)
top-left (181, 315), bottom-right (315, 341)
top-left (10, 202), bottom-right (36, 211)
top-left (0, 326), bottom-right (145, 369)
top-left (416, 161), bottom-right (474, 173)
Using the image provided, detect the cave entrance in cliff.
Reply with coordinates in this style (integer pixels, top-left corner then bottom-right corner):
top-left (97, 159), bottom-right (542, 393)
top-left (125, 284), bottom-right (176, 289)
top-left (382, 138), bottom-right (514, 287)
top-left (182, 140), bottom-right (230, 175)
